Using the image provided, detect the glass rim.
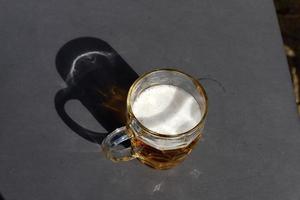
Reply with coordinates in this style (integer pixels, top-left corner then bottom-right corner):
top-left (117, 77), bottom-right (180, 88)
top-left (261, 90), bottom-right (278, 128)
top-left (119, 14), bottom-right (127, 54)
top-left (127, 68), bottom-right (208, 138)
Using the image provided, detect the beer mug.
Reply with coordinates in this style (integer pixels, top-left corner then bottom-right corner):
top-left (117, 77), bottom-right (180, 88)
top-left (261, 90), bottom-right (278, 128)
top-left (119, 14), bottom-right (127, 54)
top-left (102, 69), bottom-right (208, 169)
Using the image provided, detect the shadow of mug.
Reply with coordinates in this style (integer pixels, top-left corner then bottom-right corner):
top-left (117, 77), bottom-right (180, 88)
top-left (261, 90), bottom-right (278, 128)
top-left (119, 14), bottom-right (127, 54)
top-left (55, 37), bottom-right (139, 144)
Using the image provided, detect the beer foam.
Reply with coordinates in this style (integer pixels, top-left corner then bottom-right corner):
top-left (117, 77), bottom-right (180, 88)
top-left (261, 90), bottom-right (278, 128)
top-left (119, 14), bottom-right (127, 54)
top-left (132, 85), bottom-right (202, 135)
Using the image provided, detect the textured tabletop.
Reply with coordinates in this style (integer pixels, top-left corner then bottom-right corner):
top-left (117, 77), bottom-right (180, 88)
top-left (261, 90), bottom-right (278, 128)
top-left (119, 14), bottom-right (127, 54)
top-left (1, 1), bottom-right (300, 200)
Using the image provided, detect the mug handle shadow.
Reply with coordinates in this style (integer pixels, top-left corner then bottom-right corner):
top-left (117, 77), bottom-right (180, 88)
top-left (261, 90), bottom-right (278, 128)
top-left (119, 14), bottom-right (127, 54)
top-left (54, 88), bottom-right (107, 144)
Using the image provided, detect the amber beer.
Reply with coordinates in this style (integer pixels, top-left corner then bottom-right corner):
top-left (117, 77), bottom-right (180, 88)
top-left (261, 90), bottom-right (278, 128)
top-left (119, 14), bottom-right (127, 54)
top-left (130, 134), bottom-right (203, 169)
top-left (102, 69), bottom-right (208, 169)
top-left (128, 84), bottom-right (204, 169)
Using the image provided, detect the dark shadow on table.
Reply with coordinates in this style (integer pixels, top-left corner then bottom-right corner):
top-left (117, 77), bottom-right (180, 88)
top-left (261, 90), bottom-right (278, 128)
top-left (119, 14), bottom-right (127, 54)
top-left (55, 37), bottom-right (139, 144)
top-left (0, 193), bottom-right (5, 200)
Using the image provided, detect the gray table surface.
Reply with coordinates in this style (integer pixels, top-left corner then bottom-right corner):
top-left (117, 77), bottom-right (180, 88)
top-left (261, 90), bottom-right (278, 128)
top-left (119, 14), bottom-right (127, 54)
top-left (1, 0), bottom-right (300, 200)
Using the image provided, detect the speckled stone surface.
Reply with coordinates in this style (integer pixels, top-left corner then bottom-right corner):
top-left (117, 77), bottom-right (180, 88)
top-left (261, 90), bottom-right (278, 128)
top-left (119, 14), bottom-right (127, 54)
top-left (1, 1), bottom-right (300, 200)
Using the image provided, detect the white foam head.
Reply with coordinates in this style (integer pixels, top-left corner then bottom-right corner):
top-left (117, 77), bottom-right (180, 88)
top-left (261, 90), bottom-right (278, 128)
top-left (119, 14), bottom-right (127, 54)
top-left (132, 85), bottom-right (202, 135)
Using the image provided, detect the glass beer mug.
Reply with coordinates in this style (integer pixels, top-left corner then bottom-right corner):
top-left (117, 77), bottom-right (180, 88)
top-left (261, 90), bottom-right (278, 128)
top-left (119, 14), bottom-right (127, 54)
top-left (102, 69), bottom-right (208, 169)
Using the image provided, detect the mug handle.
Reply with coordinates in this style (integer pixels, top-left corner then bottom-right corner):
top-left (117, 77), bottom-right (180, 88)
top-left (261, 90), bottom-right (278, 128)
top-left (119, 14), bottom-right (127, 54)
top-left (55, 88), bottom-right (107, 144)
top-left (101, 126), bottom-right (137, 162)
